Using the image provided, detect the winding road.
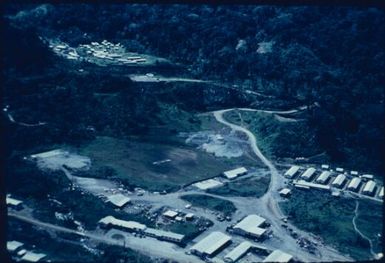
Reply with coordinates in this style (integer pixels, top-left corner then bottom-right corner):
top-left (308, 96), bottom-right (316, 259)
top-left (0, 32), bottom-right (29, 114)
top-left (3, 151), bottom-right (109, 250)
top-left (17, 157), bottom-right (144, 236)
top-left (213, 108), bottom-right (352, 262)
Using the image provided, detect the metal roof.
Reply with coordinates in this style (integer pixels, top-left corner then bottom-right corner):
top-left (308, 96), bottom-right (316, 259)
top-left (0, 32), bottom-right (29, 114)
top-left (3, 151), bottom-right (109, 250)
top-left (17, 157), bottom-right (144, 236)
top-left (223, 167), bottom-right (248, 179)
top-left (106, 194), bottom-right (131, 207)
top-left (144, 228), bottom-right (184, 241)
top-left (347, 177), bottom-right (361, 190)
top-left (363, 180), bottom-right (376, 194)
top-left (379, 187), bottom-right (384, 198)
top-left (30, 149), bottom-right (64, 159)
top-left (295, 180), bottom-right (330, 191)
top-left (233, 215), bottom-right (266, 236)
top-left (284, 166), bottom-right (300, 178)
top-left (190, 231), bottom-right (231, 256)
top-left (7, 241), bottom-right (24, 252)
top-left (6, 197), bottom-right (23, 206)
top-left (224, 241), bottom-right (252, 262)
top-left (316, 171), bottom-right (331, 184)
top-left (301, 168), bottom-right (316, 180)
top-left (163, 210), bottom-right (178, 218)
top-left (194, 179), bottom-right (223, 190)
top-left (279, 188), bottom-right (291, 195)
top-left (20, 252), bottom-right (47, 262)
top-left (263, 249), bottom-right (293, 262)
top-left (98, 216), bottom-right (146, 231)
top-left (332, 174), bottom-right (346, 187)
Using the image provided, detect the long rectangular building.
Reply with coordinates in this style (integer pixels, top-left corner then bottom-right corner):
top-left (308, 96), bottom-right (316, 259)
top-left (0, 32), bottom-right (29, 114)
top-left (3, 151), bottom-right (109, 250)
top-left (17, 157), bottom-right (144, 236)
top-left (144, 228), bottom-right (185, 243)
top-left (301, 168), bottom-right (316, 181)
top-left (295, 180), bottom-right (330, 191)
top-left (223, 167), bottom-right (248, 179)
top-left (233, 214), bottom-right (267, 239)
top-left (284, 166), bottom-right (300, 179)
top-left (190, 231), bottom-right (231, 258)
top-left (98, 216), bottom-right (146, 232)
top-left (316, 171), bottom-right (331, 184)
top-left (224, 242), bottom-right (252, 263)
top-left (347, 177), bottom-right (362, 192)
top-left (332, 174), bottom-right (346, 188)
top-left (263, 249), bottom-right (293, 263)
top-left (362, 180), bottom-right (376, 196)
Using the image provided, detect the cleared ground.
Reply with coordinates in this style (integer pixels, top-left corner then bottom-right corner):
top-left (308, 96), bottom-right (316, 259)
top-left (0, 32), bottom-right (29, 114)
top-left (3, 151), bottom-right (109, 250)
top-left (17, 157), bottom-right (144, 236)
top-left (180, 194), bottom-right (236, 216)
top-left (76, 136), bottom-right (238, 192)
top-left (207, 172), bottom-right (270, 198)
top-left (281, 188), bottom-right (383, 260)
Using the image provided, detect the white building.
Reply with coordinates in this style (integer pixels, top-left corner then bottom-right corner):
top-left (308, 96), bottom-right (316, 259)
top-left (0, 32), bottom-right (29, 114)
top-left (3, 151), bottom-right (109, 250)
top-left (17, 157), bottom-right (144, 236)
top-left (163, 210), bottom-right (178, 219)
top-left (294, 180), bottom-right (330, 191)
top-left (194, 179), bottom-right (223, 190)
top-left (362, 180), bottom-right (376, 196)
top-left (30, 149), bottom-right (64, 159)
top-left (279, 188), bottom-right (291, 197)
top-left (185, 213), bottom-right (194, 221)
top-left (106, 194), bottom-right (131, 208)
top-left (6, 196), bottom-right (23, 210)
top-left (190, 231), bottom-right (231, 257)
top-left (233, 215), bottom-right (267, 239)
top-left (321, 164), bottom-right (329, 170)
top-left (263, 249), bottom-right (293, 262)
top-left (20, 252), bottom-right (47, 262)
top-left (347, 177), bottom-right (362, 192)
top-left (223, 167), bottom-right (248, 179)
top-left (7, 241), bottom-right (24, 253)
top-left (284, 166), bottom-right (300, 179)
top-left (332, 174), bottom-right (346, 188)
top-left (378, 187), bottom-right (384, 199)
top-left (98, 216), bottom-right (146, 232)
top-left (224, 241), bottom-right (252, 263)
top-left (300, 168), bottom-right (316, 181)
top-left (350, 171), bottom-right (359, 176)
top-left (336, 167), bottom-right (344, 173)
top-left (361, 174), bottom-right (374, 180)
top-left (316, 171), bottom-right (331, 184)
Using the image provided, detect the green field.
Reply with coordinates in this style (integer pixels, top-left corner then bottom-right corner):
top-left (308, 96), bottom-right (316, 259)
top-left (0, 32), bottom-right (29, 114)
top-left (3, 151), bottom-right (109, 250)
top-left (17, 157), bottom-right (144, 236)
top-left (76, 136), bottom-right (240, 192)
top-left (223, 110), bottom-right (321, 159)
top-left (281, 188), bottom-right (383, 260)
top-left (180, 194), bottom-right (236, 216)
top-left (207, 174), bottom-right (270, 198)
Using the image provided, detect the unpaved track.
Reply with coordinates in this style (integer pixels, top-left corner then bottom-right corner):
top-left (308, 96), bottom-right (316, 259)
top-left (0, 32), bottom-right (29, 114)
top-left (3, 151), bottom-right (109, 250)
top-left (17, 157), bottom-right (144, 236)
top-left (352, 201), bottom-right (376, 258)
top-left (213, 109), bottom-right (352, 262)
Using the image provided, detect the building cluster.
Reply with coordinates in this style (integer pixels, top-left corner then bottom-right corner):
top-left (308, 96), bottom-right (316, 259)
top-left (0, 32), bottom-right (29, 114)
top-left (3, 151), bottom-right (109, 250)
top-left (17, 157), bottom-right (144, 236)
top-left (7, 240), bottom-right (47, 262)
top-left (284, 165), bottom-right (383, 200)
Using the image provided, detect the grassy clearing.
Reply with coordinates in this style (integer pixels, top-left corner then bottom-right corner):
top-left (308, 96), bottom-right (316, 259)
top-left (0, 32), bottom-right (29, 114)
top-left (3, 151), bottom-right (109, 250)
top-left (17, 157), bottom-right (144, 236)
top-left (280, 188), bottom-right (381, 260)
top-left (223, 110), bottom-right (320, 159)
top-left (180, 194), bottom-right (236, 216)
top-left (207, 174), bottom-right (270, 198)
top-left (76, 136), bottom-right (237, 192)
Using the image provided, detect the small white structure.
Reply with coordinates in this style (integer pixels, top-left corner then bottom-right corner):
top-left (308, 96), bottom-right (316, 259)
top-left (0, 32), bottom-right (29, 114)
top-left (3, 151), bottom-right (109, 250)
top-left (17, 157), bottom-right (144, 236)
top-left (350, 171), bottom-right (359, 176)
top-left (284, 166), bottom-right (300, 179)
top-left (21, 252), bottom-right (47, 262)
top-left (300, 168), bottom-right (316, 181)
top-left (332, 174), bottom-right (346, 188)
top-left (194, 179), bottom-right (223, 190)
top-left (6, 196), bottom-right (23, 210)
top-left (336, 167), bottom-right (344, 173)
top-left (30, 149), bottom-right (64, 159)
top-left (279, 188), bottom-right (291, 197)
top-left (185, 213), bottom-right (194, 221)
top-left (362, 180), bottom-right (376, 196)
top-left (316, 171), bottom-right (331, 184)
top-left (190, 231), bottom-right (231, 257)
top-left (347, 177), bottom-right (362, 192)
top-left (223, 167), bottom-right (248, 179)
top-left (163, 210), bottom-right (178, 219)
top-left (263, 249), bottom-right (293, 263)
top-left (175, 216), bottom-right (183, 222)
top-left (233, 215), bottom-right (267, 238)
top-left (361, 174), bottom-right (374, 180)
top-left (321, 164), bottom-right (329, 170)
top-left (7, 241), bottom-right (24, 253)
top-left (378, 187), bottom-right (384, 199)
top-left (224, 241), bottom-right (252, 263)
top-left (106, 194), bottom-right (131, 208)
top-left (144, 228), bottom-right (185, 243)
top-left (98, 216), bottom-right (146, 232)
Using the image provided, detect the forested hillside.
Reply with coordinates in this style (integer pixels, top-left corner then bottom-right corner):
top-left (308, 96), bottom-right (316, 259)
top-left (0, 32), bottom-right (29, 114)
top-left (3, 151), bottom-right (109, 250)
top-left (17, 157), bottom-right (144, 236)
top-left (2, 4), bottom-right (384, 173)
